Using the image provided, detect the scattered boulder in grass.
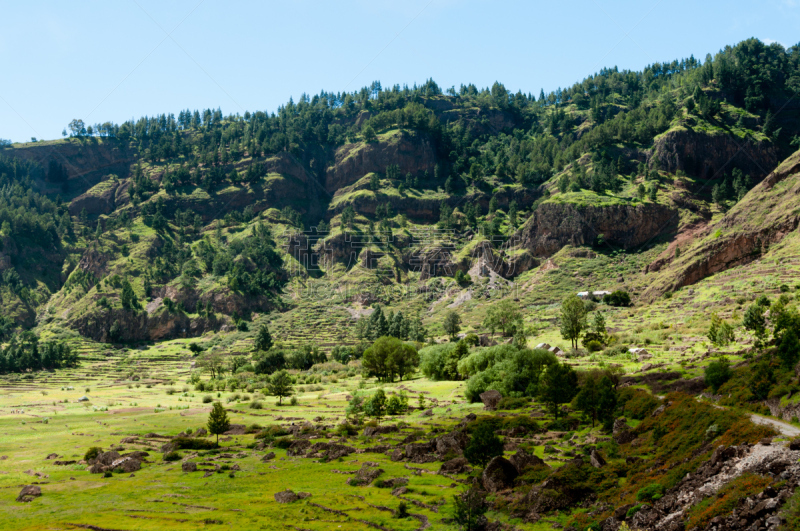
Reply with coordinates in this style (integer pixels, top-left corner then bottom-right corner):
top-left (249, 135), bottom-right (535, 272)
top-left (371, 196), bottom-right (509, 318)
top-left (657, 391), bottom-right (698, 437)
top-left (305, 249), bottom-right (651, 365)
top-left (182, 461), bottom-right (198, 473)
top-left (421, 409), bottom-right (433, 417)
top-left (479, 390), bottom-right (502, 411)
top-left (261, 452), bottom-right (276, 462)
top-left (482, 456), bottom-right (518, 493)
top-left (286, 440), bottom-right (311, 457)
top-left (363, 425), bottom-right (399, 437)
top-left (274, 490), bottom-right (299, 503)
top-left (613, 417), bottom-right (636, 445)
top-left (123, 451), bottom-right (149, 460)
top-left (376, 477), bottom-right (408, 489)
top-left (509, 449), bottom-right (546, 474)
top-left (459, 413), bottom-right (477, 427)
top-left (16, 485), bottom-right (41, 502)
top-left (439, 457), bottom-right (471, 475)
top-left (391, 486), bottom-right (409, 496)
top-left (589, 450), bottom-right (606, 469)
top-left (297, 492), bottom-right (312, 499)
top-left (45, 453), bottom-right (59, 460)
top-left (435, 431), bottom-right (469, 456)
top-left (347, 464), bottom-right (385, 486)
top-left (194, 428), bottom-right (208, 438)
top-left (77, 396), bottom-right (90, 402)
top-left (110, 457), bottom-right (141, 473)
top-left (203, 471), bottom-right (214, 478)
top-left (223, 424), bottom-right (246, 435)
top-left (389, 449), bottom-right (405, 462)
top-left (614, 503), bottom-right (637, 521)
top-left (120, 436), bottom-right (138, 444)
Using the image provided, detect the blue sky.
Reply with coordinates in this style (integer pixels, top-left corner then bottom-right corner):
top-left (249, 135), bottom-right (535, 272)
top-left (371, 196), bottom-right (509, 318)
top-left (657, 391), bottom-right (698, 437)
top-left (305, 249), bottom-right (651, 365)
top-left (1, 0), bottom-right (798, 142)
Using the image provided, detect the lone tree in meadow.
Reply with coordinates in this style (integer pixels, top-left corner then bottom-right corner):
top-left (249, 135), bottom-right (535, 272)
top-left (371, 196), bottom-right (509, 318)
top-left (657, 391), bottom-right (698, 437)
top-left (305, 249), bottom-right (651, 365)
top-left (362, 336), bottom-right (419, 382)
top-left (559, 295), bottom-right (587, 349)
top-left (267, 369), bottom-right (294, 405)
top-left (253, 324), bottom-right (273, 352)
top-left (443, 310), bottom-right (462, 340)
top-left (483, 299), bottom-right (522, 337)
top-left (207, 402), bottom-right (230, 444)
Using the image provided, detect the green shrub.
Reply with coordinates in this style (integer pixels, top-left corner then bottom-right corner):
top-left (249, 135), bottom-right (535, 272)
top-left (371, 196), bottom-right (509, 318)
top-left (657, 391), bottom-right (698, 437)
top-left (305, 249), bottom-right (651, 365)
top-left (626, 504), bottom-right (643, 518)
top-left (336, 422), bottom-right (358, 437)
top-left (250, 400), bottom-right (263, 409)
top-left (172, 437), bottom-right (217, 450)
top-left (163, 451), bottom-right (181, 462)
top-left (496, 397), bottom-right (529, 410)
top-left (636, 483), bottom-right (664, 502)
top-left (705, 358), bottom-right (732, 393)
top-left (103, 470), bottom-right (113, 478)
top-left (84, 447), bottom-right (103, 462)
top-left (274, 437), bottom-right (292, 449)
top-left (202, 395), bottom-right (213, 403)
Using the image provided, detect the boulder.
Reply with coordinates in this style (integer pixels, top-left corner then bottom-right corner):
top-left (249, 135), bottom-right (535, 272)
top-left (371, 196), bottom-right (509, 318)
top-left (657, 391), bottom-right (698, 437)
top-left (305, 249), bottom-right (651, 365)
top-left (589, 450), bottom-right (606, 469)
top-left (286, 439), bottom-right (311, 457)
top-left (421, 408), bottom-right (433, 417)
top-left (45, 453), bottom-right (59, 460)
top-left (110, 456), bottom-right (141, 473)
top-left (123, 451), bottom-right (150, 460)
top-left (261, 452), bottom-right (276, 462)
top-left (436, 431), bottom-right (469, 456)
top-left (479, 390), bottom-right (503, 411)
top-left (181, 461), bottom-right (197, 472)
top-left (459, 413), bottom-right (477, 426)
top-left (509, 449), bottom-right (546, 474)
top-left (347, 464), bottom-right (384, 486)
top-left (325, 444), bottom-right (356, 460)
top-left (613, 504), bottom-right (636, 521)
top-left (93, 451), bottom-right (121, 467)
top-left (194, 428), bottom-right (208, 438)
top-left (16, 485), bottom-right (41, 502)
top-left (482, 456), bottom-right (518, 492)
top-left (405, 441), bottom-right (436, 463)
top-left (439, 457), bottom-right (471, 475)
top-left (274, 490), bottom-right (299, 503)
top-left (363, 425), bottom-right (399, 437)
top-left (612, 418), bottom-right (636, 444)
top-left (389, 449), bottom-right (405, 462)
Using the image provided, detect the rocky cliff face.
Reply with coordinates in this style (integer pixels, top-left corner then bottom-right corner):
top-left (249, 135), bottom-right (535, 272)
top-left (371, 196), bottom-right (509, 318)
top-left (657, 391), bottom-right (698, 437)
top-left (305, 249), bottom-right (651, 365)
top-left (517, 201), bottom-right (678, 257)
top-left (10, 139), bottom-right (138, 197)
top-left (324, 130), bottom-right (436, 193)
top-left (651, 127), bottom-right (778, 181)
top-left (643, 149), bottom-right (800, 299)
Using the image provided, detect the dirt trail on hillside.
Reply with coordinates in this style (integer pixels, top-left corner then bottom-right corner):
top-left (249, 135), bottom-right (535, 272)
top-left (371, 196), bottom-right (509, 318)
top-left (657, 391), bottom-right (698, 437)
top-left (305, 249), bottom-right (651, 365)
top-left (749, 413), bottom-right (800, 437)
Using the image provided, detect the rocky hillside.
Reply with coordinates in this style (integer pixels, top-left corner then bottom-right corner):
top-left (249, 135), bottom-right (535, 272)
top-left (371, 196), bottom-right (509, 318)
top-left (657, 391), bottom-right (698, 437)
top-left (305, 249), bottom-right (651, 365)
top-left (642, 148), bottom-right (800, 300)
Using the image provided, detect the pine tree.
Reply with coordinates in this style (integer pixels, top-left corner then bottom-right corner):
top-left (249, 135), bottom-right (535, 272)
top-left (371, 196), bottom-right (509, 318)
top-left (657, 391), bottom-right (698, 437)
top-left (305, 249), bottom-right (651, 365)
top-left (207, 402), bottom-right (230, 444)
top-left (267, 370), bottom-right (294, 405)
top-left (253, 324), bottom-right (273, 352)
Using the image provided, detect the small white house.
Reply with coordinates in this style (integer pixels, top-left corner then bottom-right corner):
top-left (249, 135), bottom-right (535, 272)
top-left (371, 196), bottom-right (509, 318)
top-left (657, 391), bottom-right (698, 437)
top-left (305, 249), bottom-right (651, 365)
top-left (577, 290), bottom-right (612, 300)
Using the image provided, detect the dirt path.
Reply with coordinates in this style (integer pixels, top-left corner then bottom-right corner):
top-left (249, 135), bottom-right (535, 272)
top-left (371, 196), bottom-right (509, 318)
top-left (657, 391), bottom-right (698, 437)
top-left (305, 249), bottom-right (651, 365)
top-left (749, 413), bottom-right (800, 437)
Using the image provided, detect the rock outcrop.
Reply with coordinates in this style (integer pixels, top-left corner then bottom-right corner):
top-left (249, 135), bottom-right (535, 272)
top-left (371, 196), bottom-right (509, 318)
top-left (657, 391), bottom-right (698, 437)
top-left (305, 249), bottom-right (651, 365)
top-left (517, 201), bottom-right (678, 258)
top-left (642, 148), bottom-right (800, 300)
top-left (324, 130), bottom-right (436, 193)
top-left (650, 127), bottom-right (778, 181)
